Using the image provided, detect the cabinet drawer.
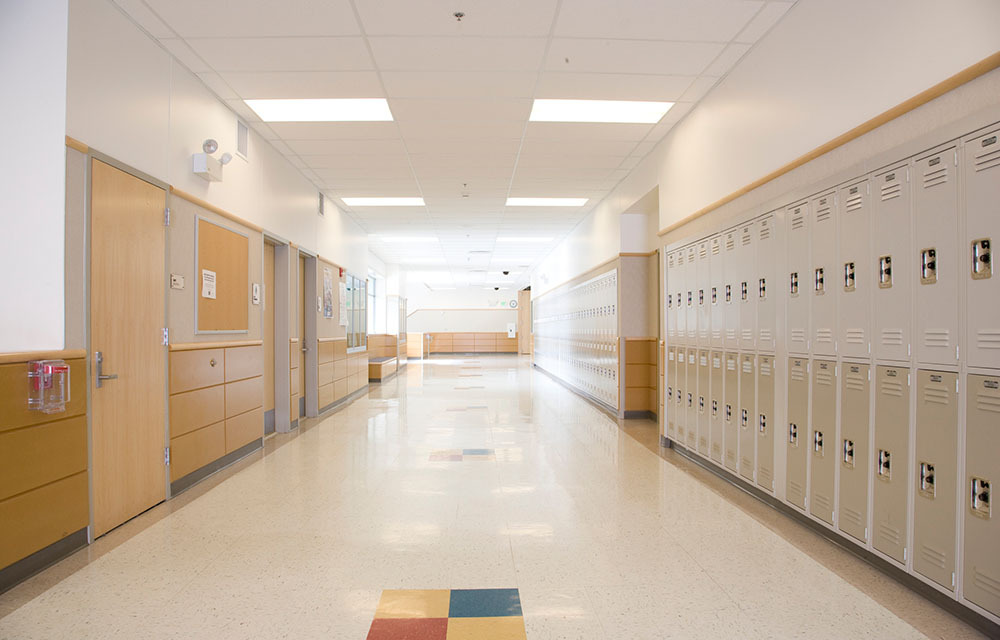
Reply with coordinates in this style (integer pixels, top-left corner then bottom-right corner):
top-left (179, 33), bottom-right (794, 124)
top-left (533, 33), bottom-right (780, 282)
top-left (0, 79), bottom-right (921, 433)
top-left (226, 407), bottom-right (262, 452)
top-left (170, 385), bottom-right (225, 438)
top-left (226, 376), bottom-right (262, 417)
top-left (319, 383), bottom-right (335, 408)
top-left (225, 345), bottom-right (263, 382)
top-left (170, 421), bottom-right (225, 481)
top-left (318, 341), bottom-right (336, 364)
top-left (319, 362), bottom-right (335, 386)
top-left (170, 349), bottom-right (224, 394)
top-left (0, 416), bottom-right (87, 502)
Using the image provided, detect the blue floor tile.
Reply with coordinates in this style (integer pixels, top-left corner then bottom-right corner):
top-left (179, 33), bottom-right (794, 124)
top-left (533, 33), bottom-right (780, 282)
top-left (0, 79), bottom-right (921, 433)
top-left (448, 588), bottom-right (521, 618)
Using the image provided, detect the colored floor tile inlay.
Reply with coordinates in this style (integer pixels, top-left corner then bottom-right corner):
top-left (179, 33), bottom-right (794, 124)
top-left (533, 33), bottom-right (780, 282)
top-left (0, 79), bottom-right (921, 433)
top-left (428, 449), bottom-right (495, 462)
top-left (367, 589), bottom-right (525, 640)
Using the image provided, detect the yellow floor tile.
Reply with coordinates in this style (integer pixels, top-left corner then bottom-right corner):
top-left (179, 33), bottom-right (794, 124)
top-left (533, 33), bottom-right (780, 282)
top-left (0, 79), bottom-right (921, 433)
top-left (374, 589), bottom-right (451, 619)
top-left (446, 616), bottom-right (527, 640)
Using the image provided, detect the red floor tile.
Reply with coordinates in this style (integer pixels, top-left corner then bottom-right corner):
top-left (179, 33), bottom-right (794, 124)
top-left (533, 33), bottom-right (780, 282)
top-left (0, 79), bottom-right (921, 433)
top-left (366, 617), bottom-right (449, 640)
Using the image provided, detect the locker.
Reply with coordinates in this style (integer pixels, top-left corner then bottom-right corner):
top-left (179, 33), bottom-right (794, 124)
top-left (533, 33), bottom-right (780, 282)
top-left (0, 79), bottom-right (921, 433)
top-left (756, 354), bottom-right (775, 492)
top-left (697, 240), bottom-right (711, 346)
top-left (723, 228), bottom-right (740, 351)
top-left (838, 363), bottom-right (870, 543)
top-left (913, 370), bottom-right (958, 591)
top-left (739, 353), bottom-right (756, 481)
top-left (724, 352), bottom-right (740, 472)
top-left (838, 180), bottom-right (872, 360)
top-left (709, 350), bottom-right (724, 465)
top-left (738, 221), bottom-right (757, 352)
top-left (873, 365), bottom-right (910, 564)
top-left (675, 347), bottom-right (688, 444)
top-left (685, 244), bottom-right (698, 345)
top-left (710, 235), bottom-right (725, 350)
top-left (685, 348), bottom-right (698, 449)
top-left (697, 348), bottom-right (711, 456)
top-left (786, 357), bottom-right (810, 510)
top-left (675, 249), bottom-right (687, 345)
top-left (666, 346), bottom-right (677, 441)
top-left (872, 164), bottom-right (912, 362)
top-left (786, 201), bottom-right (810, 355)
top-left (964, 128), bottom-right (1000, 369)
top-left (756, 215), bottom-right (777, 353)
top-left (666, 251), bottom-right (677, 344)
top-left (811, 191), bottom-right (837, 356)
top-left (913, 145), bottom-right (959, 366)
top-left (810, 360), bottom-right (837, 525)
top-left (964, 373), bottom-right (1000, 617)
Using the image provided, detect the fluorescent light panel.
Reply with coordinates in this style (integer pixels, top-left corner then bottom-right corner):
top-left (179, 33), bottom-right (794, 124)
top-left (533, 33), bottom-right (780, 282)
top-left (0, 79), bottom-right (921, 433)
top-left (529, 99), bottom-right (673, 124)
top-left (506, 198), bottom-right (587, 207)
top-left (244, 98), bottom-right (393, 122)
top-left (345, 197), bottom-right (425, 206)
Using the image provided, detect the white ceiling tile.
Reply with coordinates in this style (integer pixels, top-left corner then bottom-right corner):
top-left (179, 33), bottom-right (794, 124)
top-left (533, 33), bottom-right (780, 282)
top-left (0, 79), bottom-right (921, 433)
top-left (412, 166), bottom-right (514, 180)
top-left (159, 38), bottom-right (211, 73)
top-left (631, 140), bottom-right (657, 157)
top-left (326, 181), bottom-right (421, 194)
top-left (219, 71), bottom-right (384, 99)
top-left (397, 121), bottom-right (526, 140)
top-left (287, 155), bottom-right (309, 169)
top-left (357, 0), bottom-right (559, 36)
top-left (248, 121), bottom-right (280, 140)
top-left (546, 39), bottom-right (723, 75)
top-left (554, 0), bottom-right (762, 41)
top-left (703, 43), bottom-right (753, 77)
top-left (368, 37), bottom-right (547, 71)
top-left (618, 156), bottom-right (642, 170)
top-left (305, 154), bottom-right (413, 169)
top-left (292, 139), bottom-right (408, 156)
top-left (224, 99), bottom-right (264, 124)
top-left (381, 71), bottom-right (537, 99)
top-left (388, 99), bottom-right (532, 122)
top-left (659, 101), bottom-right (694, 124)
top-left (269, 139), bottom-right (295, 155)
top-left (408, 152), bottom-right (517, 169)
top-left (518, 138), bottom-right (638, 156)
top-left (525, 122), bottom-right (653, 142)
top-left (534, 72), bottom-right (694, 101)
top-left (679, 76), bottom-right (720, 102)
top-left (196, 72), bottom-right (239, 100)
top-left (144, 0), bottom-right (360, 37)
top-left (735, 1), bottom-right (794, 43)
top-left (404, 139), bottom-right (522, 155)
top-left (515, 154), bottom-right (626, 170)
top-left (273, 122), bottom-right (401, 142)
top-left (113, 0), bottom-right (175, 38)
top-left (186, 37), bottom-right (372, 72)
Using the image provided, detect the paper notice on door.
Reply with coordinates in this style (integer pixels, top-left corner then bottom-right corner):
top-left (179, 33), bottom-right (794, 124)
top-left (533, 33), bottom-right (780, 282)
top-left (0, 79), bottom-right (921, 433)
top-left (339, 282), bottom-right (348, 326)
top-left (201, 269), bottom-right (216, 299)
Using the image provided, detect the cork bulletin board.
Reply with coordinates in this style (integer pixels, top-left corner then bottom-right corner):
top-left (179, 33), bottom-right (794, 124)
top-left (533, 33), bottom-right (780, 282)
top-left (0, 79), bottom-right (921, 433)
top-left (196, 217), bottom-right (249, 333)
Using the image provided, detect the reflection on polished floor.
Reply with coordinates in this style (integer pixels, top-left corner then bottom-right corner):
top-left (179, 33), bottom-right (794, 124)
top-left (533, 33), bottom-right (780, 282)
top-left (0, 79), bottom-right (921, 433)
top-left (0, 356), bottom-right (987, 639)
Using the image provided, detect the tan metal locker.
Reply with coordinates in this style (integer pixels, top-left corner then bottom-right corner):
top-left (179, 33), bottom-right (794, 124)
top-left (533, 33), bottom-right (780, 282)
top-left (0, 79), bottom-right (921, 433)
top-left (913, 370), bottom-right (958, 591)
top-left (724, 352), bottom-right (739, 472)
top-left (697, 240), bottom-right (711, 347)
top-left (810, 360), bottom-right (837, 525)
top-left (666, 346), bottom-right (677, 441)
top-left (738, 222), bottom-right (757, 352)
top-left (964, 128), bottom-right (1000, 370)
top-left (756, 215), bottom-right (777, 353)
top-left (686, 348), bottom-right (698, 449)
top-left (872, 164), bottom-right (912, 362)
top-left (685, 244), bottom-right (698, 345)
top-left (873, 365), bottom-right (910, 564)
top-left (709, 236), bottom-right (724, 349)
top-left (697, 349), bottom-right (711, 456)
top-left (964, 373), bottom-right (1000, 617)
top-left (838, 363), bottom-right (871, 543)
top-left (757, 354), bottom-right (775, 492)
top-left (666, 251), bottom-right (677, 345)
top-left (838, 180), bottom-right (871, 360)
top-left (676, 347), bottom-right (688, 444)
top-left (739, 353), bottom-right (756, 482)
top-left (710, 351), bottom-right (724, 465)
top-left (723, 229), bottom-right (740, 351)
top-left (787, 357), bottom-right (809, 510)
top-left (786, 201), bottom-right (810, 355)
top-left (811, 191), bottom-right (837, 356)
top-left (913, 145), bottom-right (959, 367)
top-left (675, 249), bottom-right (687, 345)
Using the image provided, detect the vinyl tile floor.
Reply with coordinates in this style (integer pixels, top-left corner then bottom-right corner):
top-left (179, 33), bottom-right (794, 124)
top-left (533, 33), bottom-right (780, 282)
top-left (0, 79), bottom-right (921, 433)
top-left (0, 356), bottom-right (989, 639)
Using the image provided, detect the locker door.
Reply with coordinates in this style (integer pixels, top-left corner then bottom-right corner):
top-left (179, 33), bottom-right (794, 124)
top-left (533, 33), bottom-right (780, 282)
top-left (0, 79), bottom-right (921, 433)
top-left (723, 229), bottom-right (740, 350)
top-left (697, 240), bottom-right (711, 346)
top-left (873, 365), bottom-right (910, 564)
top-left (913, 370), bottom-right (958, 591)
top-left (666, 251), bottom-right (677, 344)
top-left (810, 360), bottom-right (837, 525)
top-left (697, 349), bottom-right (711, 456)
top-left (872, 164), bottom-right (912, 362)
top-left (914, 145), bottom-right (959, 366)
top-left (838, 363), bottom-right (871, 543)
top-left (739, 353), bottom-right (756, 481)
top-left (964, 373), bottom-right (1000, 617)
top-left (674, 347), bottom-right (686, 443)
top-left (709, 351), bottom-right (724, 465)
top-left (710, 236), bottom-right (724, 349)
top-left (787, 357), bottom-right (810, 510)
top-left (756, 215), bottom-right (777, 353)
top-left (724, 352), bottom-right (740, 472)
top-left (686, 348), bottom-right (698, 449)
top-left (838, 180), bottom-right (872, 360)
top-left (964, 128), bottom-right (1000, 369)
top-left (685, 244), bottom-right (698, 345)
top-left (739, 222), bottom-right (757, 352)
top-left (811, 191), bottom-right (838, 355)
top-left (666, 346), bottom-right (677, 440)
top-left (757, 354), bottom-right (775, 492)
top-left (675, 250), bottom-right (687, 346)
top-left (786, 201), bottom-right (811, 354)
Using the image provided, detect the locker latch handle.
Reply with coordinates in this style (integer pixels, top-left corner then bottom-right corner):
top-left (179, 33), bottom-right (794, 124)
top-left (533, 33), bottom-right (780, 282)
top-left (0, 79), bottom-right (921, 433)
top-left (758, 278), bottom-right (766, 299)
top-left (919, 462), bottom-right (936, 498)
top-left (758, 414), bottom-right (766, 434)
top-left (740, 408), bottom-right (748, 428)
top-left (698, 396), bottom-right (705, 411)
top-left (920, 249), bottom-right (937, 284)
top-left (878, 255), bottom-right (893, 289)
top-left (814, 268), bottom-right (825, 294)
top-left (877, 449), bottom-right (892, 480)
top-left (843, 262), bottom-right (856, 292)
top-left (687, 392), bottom-right (693, 407)
top-left (725, 404), bottom-right (732, 422)
top-left (687, 291), bottom-right (693, 306)
top-left (740, 281), bottom-right (748, 301)
top-left (842, 439), bottom-right (855, 468)
top-left (711, 399), bottom-right (718, 416)
top-left (788, 423), bottom-right (798, 446)
top-left (698, 289), bottom-right (705, 305)
top-left (667, 294), bottom-right (672, 309)
top-left (971, 477), bottom-right (991, 519)
top-left (813, 430), bottom-right (824, 455)
top-left (725, 284), bottom-right (732, 303)
top-left (711, 287), bottom-right (717, 304)
top-left (972, 238), bottom-right (992, 280)
top-left (789, 272), bottom-right (798, 296)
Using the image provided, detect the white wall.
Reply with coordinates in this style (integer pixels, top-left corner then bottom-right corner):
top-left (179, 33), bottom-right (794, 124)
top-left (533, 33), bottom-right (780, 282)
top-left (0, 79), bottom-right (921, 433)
top-left (405, 283), bottom-right (519, 333)
top-left (0, 0), bottom-right (69, 352)
top-left (407, 309), bottom-right (516, 333)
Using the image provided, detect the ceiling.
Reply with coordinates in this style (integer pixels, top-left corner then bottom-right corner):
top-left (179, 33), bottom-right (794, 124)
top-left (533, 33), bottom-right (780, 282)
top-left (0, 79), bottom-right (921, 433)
top-left (112, 0), bottom-right (796, 290)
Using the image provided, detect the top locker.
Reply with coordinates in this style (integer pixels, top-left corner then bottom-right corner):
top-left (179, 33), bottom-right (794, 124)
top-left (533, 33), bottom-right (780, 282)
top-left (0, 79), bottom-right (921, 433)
top-left (685, 244), bottom-right (698, 345)
top-left (738, 221), bottom-right (757, 352)
top-left (710, 235), bottom-right (725, 350)
top-left (756, 215), bottom-right (777, 353)
top-left (811, 190), bottom-right (838, 356)
top-left (697, 239), bottom-right (711, 346)
top-left (838, 178), bottom-right (872, 361)
top-left (964, 126), bottom-right (1000, 370)
top-left (666, 251), bottom-right (678, 345)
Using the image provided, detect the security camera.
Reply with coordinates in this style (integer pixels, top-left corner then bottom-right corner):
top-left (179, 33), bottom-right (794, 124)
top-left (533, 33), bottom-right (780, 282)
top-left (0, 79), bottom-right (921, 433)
top-left (502, 270), bottom-right (509, 275)
top-left (494, 287), bottom-right (499, 291)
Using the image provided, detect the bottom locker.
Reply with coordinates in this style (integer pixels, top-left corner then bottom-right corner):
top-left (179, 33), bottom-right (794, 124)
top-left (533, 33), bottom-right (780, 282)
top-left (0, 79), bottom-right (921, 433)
top-left (686, 348), bottom-right (698, 449)
top-left (964, 373), bottom-right (1000, 617)
top-left (697, 349), bottom-right (711, 456)
top-left (873, 365), bottom-right (910, 565)
top-left (913, 370), bottom-right (958, 591)
top-left (786, 357), bottom-right (809, 510)
top-left (757, 354), bottom-right (775, 492)
top-left (739, 353), bottom-right (756, 482)
top-left (810, 360), bottom-right (837, 525)
top-left (666, 346), bottom-right (677, 440)
top-left (709, 351), bottom-right (724, 465)
top-left (724, 352), bottom-right (739, 472)
top-left (676, 347), bottom-right (688, 445)
top-left (839, 362), bottom-right (870, 543)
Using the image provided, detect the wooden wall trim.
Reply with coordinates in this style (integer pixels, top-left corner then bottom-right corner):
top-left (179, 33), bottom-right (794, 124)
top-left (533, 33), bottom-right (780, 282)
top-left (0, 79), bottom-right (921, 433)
top-left (317, 337), bottom-right (346, 343)
top-left (531, 255), bottom-right (620, 303)
top-left (169, 187), bottom-right (264, 234)
top-left (64, 136), bottom-right (88, 154)
top-left (169, 340), bottom-right (263, 352)
top-left (657, 50), bottom-right (1000, 237)
top-left (0, 350), bottom-right (87, 365)
top-left (624, 336), bottom-right (659, 342)
top-left (619, 251), bottom-right (657, 257)
top-left (289, 337), bottom-right (299, 343)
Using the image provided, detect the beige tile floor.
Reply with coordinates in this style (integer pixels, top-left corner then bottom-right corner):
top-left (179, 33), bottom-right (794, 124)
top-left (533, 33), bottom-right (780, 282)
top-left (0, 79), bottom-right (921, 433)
top-left (0, 355), bottom-right (988, 639)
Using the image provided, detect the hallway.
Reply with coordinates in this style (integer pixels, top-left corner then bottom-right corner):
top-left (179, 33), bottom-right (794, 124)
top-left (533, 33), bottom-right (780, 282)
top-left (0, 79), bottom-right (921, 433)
top-left (0, 356), bottom-right (984, 639)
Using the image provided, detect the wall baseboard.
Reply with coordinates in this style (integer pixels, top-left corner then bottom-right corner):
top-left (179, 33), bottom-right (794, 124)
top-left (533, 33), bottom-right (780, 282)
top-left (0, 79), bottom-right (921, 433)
top-left (624, 410), bottom-right (657, 420)
top-left (318, 384), bottom-right (369, 416)
top-left (170, 439), bottom-right (263, 496)
top-left (0, 528), bottom-right (88, 595)
top-left (263, 409), bottom-right (275, 435)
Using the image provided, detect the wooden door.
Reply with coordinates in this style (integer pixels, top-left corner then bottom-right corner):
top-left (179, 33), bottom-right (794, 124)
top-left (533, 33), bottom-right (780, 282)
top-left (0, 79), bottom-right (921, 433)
top-left (90, 159), bottom-right (166, 536)
top-left (263, 243), bottom-right (275, 431)
top-left (297, 254), bottom-right (306, 418)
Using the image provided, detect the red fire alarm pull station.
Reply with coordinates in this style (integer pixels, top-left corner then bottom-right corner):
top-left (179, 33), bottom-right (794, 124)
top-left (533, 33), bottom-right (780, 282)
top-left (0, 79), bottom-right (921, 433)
top-left (28, 360), bottom-right (70, 413)
top-left (339, 267), bottom-right (344, 277)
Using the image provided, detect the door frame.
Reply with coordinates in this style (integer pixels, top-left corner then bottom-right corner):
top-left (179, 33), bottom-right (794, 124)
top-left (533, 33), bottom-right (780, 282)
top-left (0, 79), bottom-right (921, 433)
top-left (298, 250), bottom-right (319, 418)
top-left (266, 235), bottom-right (292, 433)
top-left (83, 149), bottom-right (171, 539)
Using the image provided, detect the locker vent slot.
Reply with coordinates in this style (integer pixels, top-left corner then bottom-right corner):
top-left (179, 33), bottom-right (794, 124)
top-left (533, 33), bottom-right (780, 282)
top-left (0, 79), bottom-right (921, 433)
top-left (973, 146), bottom-right (1000, 172)
top-left (726, 329), bottom-right (737, 340)
top-left (880, 329), bottom-right (903, 346)
top-left (711, 241), bottom-right (721, 255)
top-left (725, 236), bottom-right (735, 251)
top-left (923, 329), bottom-right (951, 348)
top-left (815, 328), bottom-right (833, 344)
top-left (919, 545), bottom-right (947, 569)
top-left (970, 477), bottom-right (991, 519)
top-left (790, 480), bottom-right (804, 496)
top-left (742, 360), bottom-right (753, 374)
top-left (742, 329), bottom-right (754, 341)
top-left (759, 328), bottom-right (773, 343)
top-left (975, 392), bottom-right (1000, 413)
top-left (760, 360), bottom-right (772, 376)
top-left (815, 199), bottom-right (833, 222)
top-left (844, 191), bottom-right (864, 212)
top-left (976, 331), bottom-right (1000, 351)
top-left (922, 164), bottom-right (949, 189)
top-left (790, 367), bottom-right (806, 382)
top-left (814, 492), bottom-right (831, 511)
top-left (759, 225), bottom-right (771, 241)
top-left (741, 233), bottom-right (752, 247)
top-left (842, 506), bottom-right (863, 529)
top-left (919, 462), bottom-right (936, 498)
top-left (878, 523), bottom-right (902, 546)
top-left (699, 245), bottom-right (708, 258)
top-left (726, 359), bottom-right (736, 371)
top-left (972, 568), bottom-right (1000, 599)
top-left (880, 181), bottom-right (902, 201)
top-left (846, 329), bottom-right (865, 344)
top-left (846, 373), bottom-right (866, 391)
top-left (791, 329), bottom-right (807, 344)
top-left (816, 370), bottom-right (834, 386)
top-left (922, 386), bottom-right (949, 405)
top-left (791, 214), bottom-right (805, 230)
top-left (879, 378), bottom-right (904, 397)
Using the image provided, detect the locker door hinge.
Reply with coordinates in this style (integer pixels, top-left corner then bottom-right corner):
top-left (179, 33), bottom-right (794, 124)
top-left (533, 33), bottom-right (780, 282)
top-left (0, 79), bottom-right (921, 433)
top-left (952, 572), bottom-right (955, 587)
top-left (162, 328), bottom-right (169, 346)
top-left (164, 447), bottom-right (171, 466)
top-left (865, 527), bottom-right (868, 540)
top-left (903, 547), bottom-right (907, 562)
top-left (164, 208), bottom-right (171, 226)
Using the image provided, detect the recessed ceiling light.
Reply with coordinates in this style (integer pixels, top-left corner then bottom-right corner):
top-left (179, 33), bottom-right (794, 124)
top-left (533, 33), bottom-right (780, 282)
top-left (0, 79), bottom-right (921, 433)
top-left (496, 237), bottom-right (553, 243)
top-left (378, 236), bottom-right (438, 243)
top-left (344, 197), bottom-right (424, 206)
top-left (244, 98), bottom-right (393, 122)
top-left (506, 198), bottom-right (587, 207)
top-left (529, 99), bottom-right (673, 124)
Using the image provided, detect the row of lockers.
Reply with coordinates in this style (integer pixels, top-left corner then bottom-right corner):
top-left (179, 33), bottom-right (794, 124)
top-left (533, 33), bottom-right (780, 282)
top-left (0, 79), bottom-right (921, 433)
top-left (665, 124), bottom-right (999, 369)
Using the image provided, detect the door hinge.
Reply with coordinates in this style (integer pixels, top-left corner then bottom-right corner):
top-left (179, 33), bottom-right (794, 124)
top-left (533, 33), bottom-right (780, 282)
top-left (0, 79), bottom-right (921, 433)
top-left (164, 447), bottom-right (171, 465)
top-left (164, 208), bottom-right (171, 226)
top-left (162, 328), bottom-right (169, 346)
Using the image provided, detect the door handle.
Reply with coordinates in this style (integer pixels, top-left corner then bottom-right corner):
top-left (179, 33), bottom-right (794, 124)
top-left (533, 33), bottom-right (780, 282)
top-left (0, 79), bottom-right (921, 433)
top-left (95, 351), bottom-right (118, 388)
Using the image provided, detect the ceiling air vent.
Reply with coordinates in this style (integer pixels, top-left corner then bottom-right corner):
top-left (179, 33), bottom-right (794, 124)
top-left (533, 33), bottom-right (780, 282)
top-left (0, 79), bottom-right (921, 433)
top-left (236, 120), bottom-right (249, 159)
